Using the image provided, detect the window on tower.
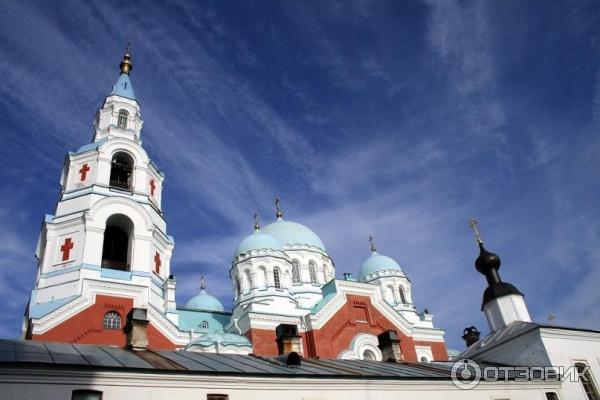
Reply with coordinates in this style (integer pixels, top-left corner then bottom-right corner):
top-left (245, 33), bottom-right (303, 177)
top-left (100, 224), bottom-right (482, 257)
top-left (398, 287), bottom-right (407, 304)
top-left (575, 362), bottom-right (600, 400)
top-left (103, 311), bottom-right (121, 330)
top-left (309, 262), bottom-right (318, 284)
top-left (273, 268), bottom-right (281, 289)
top-left (101, 214), bottom-right (133, 271)
top-left (117, 109), bottom-right (128, 129)
top-left (291, 261), bottom-right (300, 284)
top-left (110, 152), bottom-right (134, 190)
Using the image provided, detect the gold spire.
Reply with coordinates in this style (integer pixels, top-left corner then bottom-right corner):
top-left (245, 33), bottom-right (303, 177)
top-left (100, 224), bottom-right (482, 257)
top-left (369, 235), bottom-right (377, 252)
top-left (119, 42), bottom-right (133, 75)
top-left (254, 213), bottom-right (260, 230)
top-left (468, 218), bottom-right (483, 244)
top-left (275, 197), bottom-right (283, 218)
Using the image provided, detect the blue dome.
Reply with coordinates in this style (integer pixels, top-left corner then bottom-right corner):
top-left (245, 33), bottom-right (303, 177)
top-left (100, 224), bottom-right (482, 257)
top-left (359, 251), bottom-right (402, 278)
top-left (262, 218), bottom-right (326, 251)
top-left (236, 229), bottom-right (283, 257)
top-left (185, 289), bottom-right (224, 312)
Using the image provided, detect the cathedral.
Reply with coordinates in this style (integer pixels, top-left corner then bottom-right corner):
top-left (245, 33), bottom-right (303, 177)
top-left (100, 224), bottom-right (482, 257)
top-left (4, 49), bottom-right (600, 400)
top-left (23, 48), bottom-right (447, 362)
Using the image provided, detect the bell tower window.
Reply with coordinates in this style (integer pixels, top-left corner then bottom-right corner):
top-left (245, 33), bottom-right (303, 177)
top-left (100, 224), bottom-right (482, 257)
top-left (117, 109), bottom-right (128, 129)
top-left (101, 214), bottom-right (133, 271)
top-left (110, 152), bottom-right (134, 190)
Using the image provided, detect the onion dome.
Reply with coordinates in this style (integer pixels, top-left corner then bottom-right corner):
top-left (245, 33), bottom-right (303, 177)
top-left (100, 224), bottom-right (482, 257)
top-left (185, 278), bottom-right (225, 312)
top-left (359, 251), bottom-right (402, 279)
top-left (359, 236), bottom-right (402, 279)
top-left (235, 229), bottom-right (282, 257)
top-left (261, 218), bottom-right (326, 251)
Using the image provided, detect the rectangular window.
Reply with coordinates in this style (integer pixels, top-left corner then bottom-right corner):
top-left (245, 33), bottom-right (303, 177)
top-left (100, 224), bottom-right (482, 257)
top-left (72, 390), bottom-right (103, 400)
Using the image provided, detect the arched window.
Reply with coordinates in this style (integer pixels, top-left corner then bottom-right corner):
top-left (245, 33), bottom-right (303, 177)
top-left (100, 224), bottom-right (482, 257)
top-left (244, 270), bottom-right (252, 292)
top-left (117, 109), bottom-right (128, 129)
top-left (420, 356), bottom-right (430, 363)
top-left (398, 286), bottom-right (407, 304)
top-left (109, 152), bottom-right (134, 190)
top-left (273, 268), bottom-right (281, 289)
top-left (103, 311), bottom-right (121, 330)
top-left (309, 262), bottom-right (318, 284)
top-left (575, 362), bottom-right (600, 400)
top-left (257, 267), bottom-right (267, 289)
top-left (362, 349), bottom-right (376, 361)
top-left (200, 321), bottom-right (209, 329)
top-left (236, 277), bottom-right (242, 296)
top-left (291, 261), bottom-right (300, 284)
top-left (101, 214), bottom-right (133, 271)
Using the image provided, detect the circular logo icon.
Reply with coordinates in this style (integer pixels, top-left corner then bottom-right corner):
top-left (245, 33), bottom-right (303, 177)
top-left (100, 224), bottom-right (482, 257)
top-left (451, 358), bottom-right (482, 390)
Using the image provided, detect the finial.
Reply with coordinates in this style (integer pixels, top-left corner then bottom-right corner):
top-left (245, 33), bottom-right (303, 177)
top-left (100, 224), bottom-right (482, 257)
top-left (253, 213), bottom-right (260, 230)
top-left (368, 235), bottom-right (377, 252)
top-left (275, 197), bottom-right (283, 218)
top-left (119, 42), bottom-right (133, 75)
top-left (468, 218), bottom-right (483, 244)
top-left (200, 275), bottom-right (206, 290)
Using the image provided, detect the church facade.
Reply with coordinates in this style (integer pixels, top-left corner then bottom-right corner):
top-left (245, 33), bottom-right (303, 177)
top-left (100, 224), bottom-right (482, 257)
top-left (23, 49), bottom-right (447, 363)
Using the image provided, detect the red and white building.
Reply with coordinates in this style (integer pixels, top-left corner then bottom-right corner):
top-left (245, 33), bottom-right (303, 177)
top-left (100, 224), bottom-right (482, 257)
top-left (23, 49), bottom-right (448, 362)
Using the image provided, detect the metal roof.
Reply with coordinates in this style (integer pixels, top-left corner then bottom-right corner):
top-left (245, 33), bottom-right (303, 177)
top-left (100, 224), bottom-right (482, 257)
top-left (0, 339), bottom-right (456, 380)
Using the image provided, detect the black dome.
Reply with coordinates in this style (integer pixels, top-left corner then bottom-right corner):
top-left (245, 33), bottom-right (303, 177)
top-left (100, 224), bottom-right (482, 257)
top-left (475, 242), bottom-right (500, 275)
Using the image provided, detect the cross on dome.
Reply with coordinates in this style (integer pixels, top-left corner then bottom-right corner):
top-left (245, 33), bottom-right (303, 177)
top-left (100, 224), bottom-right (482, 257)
top-left (275, 197), bottom-right (283, 218)
top-left (253, 213), bottom-right (260, 230)
top-left (200, 275), bottom-right (206, 290)
top-left (369, 235), bottom-right (377, 253)
top-left (468, 218), bottom-right (483, 244)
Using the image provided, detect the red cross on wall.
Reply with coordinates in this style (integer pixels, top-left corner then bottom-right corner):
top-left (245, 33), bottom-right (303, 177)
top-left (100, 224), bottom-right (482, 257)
top-left (79, 164), bottom-right (90, 181)
top-left (60, 238), bottom-right (74, 261)
top-left (149, 179), bottom-right (156, 196)
top-left (154, 251), bottom-right (161, 274)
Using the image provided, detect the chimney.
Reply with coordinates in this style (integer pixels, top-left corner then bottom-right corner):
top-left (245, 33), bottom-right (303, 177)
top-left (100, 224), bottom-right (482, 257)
top-left (377, 330), bottom-right (403, 362)
top-left (275, 324), bottom-right (302, 355)
top-left (462, 326), bottom-right (481, 347)
top-left (125, 308), bottom-right (149, 350)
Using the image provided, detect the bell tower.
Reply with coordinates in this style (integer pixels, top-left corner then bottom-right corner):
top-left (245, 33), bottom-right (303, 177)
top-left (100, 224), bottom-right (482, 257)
top-left (25, 48), bottom-right (178, 348)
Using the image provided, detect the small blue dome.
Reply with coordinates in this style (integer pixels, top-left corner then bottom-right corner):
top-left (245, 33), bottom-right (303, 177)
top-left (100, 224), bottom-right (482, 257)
top-left (359, 251), bottom-right (402, 278)
top-left (262, 218), bottom-right (326, 251)
top-left (236, 229), bottom-right (283, 257)
top-left (185, 289), bottom-right (224, 312)
top-left (111, 73), bottom-right (136, 100)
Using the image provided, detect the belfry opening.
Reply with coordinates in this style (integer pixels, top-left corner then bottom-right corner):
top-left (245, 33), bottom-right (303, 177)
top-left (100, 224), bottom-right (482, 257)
top-left (101, 214), bottom-right (133, 271)
top-left (109, 152), bottom-right (133, 190)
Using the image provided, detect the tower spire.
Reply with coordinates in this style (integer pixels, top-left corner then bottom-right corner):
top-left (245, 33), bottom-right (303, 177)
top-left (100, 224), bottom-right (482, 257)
top-left (275, 197), bottom-right (283, 219)
top-left (119, 42), bottom-right (133, 75)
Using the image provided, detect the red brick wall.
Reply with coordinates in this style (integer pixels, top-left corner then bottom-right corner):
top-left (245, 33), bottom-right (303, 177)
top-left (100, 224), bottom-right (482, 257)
top-left (305, 294), bottom-right (448, 361)
top-left (31, 294), bottom-right (177, 350)
top-left (246, 328), bottom-right (279, 356)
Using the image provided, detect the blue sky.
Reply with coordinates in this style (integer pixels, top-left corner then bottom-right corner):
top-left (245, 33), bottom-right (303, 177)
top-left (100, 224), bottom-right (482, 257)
top-left (1, 0), bottom-right (599, 350)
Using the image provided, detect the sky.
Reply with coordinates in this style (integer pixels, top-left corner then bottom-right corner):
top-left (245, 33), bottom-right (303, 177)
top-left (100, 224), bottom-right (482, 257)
top-left (0, 0), bottom-right (599, 350)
